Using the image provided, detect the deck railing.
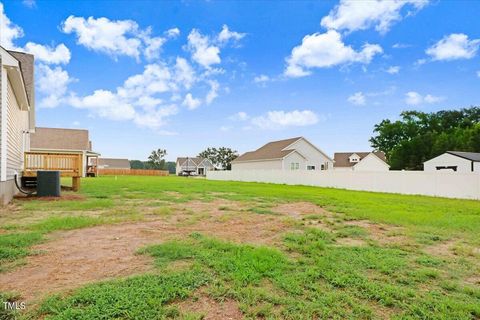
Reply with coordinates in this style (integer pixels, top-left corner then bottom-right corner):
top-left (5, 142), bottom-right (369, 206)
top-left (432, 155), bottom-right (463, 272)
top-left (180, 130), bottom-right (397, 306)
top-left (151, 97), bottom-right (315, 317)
top-left (23, 152), bottom-right (83, 177)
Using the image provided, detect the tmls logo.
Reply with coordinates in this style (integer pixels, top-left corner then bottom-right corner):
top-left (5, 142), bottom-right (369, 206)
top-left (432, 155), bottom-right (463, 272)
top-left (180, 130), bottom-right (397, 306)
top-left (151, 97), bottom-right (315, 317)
top-left (3, 301), bottom-right (26, 310)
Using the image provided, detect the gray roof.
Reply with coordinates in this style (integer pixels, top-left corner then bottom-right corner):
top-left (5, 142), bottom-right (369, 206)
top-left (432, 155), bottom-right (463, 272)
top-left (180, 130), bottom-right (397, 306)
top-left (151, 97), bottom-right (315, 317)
top-left (98, 158), bottom-right (130, 169)
top-left (334, 152), bottom-right (387, 168)
top-left (447, 151), bottom-right (480, 162)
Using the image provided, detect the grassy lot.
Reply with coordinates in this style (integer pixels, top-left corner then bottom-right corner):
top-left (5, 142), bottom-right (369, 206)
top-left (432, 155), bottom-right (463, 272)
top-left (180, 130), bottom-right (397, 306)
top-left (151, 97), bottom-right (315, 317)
top-left (0, 175), bottom-right (479, 319)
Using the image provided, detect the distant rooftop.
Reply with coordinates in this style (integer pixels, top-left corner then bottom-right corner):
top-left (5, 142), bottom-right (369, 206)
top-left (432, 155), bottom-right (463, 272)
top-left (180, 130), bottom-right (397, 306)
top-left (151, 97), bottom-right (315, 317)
top-left (447, 151), bottom-right (480, 162)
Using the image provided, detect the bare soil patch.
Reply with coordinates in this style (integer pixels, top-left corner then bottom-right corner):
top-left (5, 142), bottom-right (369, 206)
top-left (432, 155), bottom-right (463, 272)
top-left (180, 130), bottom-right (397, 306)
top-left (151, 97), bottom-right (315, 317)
top-left (344, 219), bottom-right (408, 246)
top-left (335, 237), bottom-right (367, 247)
top-left (423, 239), bottom-right (457, 258)
top-left (176, 293), bottom-right (243, 320)
top-left (0, 199), bottom-right (290, 304)
top-left (13, 193), bottom-right (86, 202)
top-left (272, 202), bottom-right (329, 218)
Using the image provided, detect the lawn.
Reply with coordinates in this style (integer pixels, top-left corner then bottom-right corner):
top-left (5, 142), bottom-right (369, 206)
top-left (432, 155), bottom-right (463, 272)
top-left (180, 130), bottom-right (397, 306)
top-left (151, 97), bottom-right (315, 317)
top-left (0, 175), bottom-right (479, 319)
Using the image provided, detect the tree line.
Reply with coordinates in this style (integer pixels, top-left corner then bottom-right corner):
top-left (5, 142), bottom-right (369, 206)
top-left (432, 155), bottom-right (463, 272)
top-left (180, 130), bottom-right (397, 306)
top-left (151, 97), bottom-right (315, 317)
top-left (129, 147), bottom-right (239, 174)
top-left (370, 107), bottom-right (480, 170)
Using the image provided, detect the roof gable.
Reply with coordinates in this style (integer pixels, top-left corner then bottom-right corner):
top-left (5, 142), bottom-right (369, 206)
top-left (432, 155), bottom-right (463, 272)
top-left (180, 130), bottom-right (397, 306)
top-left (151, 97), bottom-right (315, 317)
top-left (233, 137), bottom-right (303, 162)
top-left (446, 151), bottom-right (480, 162)
top-left (334, 151), bottom-right (387, 168)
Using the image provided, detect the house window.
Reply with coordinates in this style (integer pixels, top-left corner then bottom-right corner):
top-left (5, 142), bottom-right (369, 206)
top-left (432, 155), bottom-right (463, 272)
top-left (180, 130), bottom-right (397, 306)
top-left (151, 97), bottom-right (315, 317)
top-left (307, 165), bottom-right (315, 170)
top-left (291, 163), bottom-right (300, 170)
top-left (320, 164), bottom-right (325, 170)
top-left (290, 162), bottom-right (295, 170)
top-left (295, 163), bottom-right (299, 170)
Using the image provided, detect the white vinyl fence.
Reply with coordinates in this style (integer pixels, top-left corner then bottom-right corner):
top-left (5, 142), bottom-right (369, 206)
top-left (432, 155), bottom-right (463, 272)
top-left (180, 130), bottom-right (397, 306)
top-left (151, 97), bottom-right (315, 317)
top-left (207, 170), bottom-right (480, 200)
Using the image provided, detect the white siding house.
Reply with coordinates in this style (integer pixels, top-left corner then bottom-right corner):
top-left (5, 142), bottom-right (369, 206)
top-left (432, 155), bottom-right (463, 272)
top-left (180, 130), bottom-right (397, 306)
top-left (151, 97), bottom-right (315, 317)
top-left (424, 151), bottom-right (480, 173)
top-left (176, 157), bottom-right (214, 176)
top-left (0, 47), bottom-right (35, 204)
top-left (232, 137), bottom-right (333, 171)
top-left (333, 152), bottom-right (389, 172)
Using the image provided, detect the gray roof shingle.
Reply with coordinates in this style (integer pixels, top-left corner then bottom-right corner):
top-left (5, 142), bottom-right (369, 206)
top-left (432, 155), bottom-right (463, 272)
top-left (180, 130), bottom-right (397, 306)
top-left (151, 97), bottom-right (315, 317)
top-left (447, 151), bottom-right (480, 162)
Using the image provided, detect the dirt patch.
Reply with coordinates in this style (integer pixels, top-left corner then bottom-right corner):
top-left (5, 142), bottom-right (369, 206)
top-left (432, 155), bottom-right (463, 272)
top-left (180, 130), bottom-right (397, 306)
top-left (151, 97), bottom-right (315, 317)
top-left (176, 294), bottom-right (243, 320)
top-left (335, 237), bottom-right (367, 247)
top-left (424, 240), bottom-right (456, 257)
top-left (13, 193), bottom-right (86, 202)
top-left (0, 199), bottom-right (290, 304)
top-left (272, 202), bottom-right (330, 218)
top-left (344, 220), bottom-right (408, 246)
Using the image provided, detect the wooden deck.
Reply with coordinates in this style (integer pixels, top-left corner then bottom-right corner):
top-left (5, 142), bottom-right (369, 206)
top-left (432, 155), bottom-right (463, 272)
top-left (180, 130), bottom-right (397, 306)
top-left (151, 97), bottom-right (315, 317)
top-left (23, 152), bottom-right (83, 191)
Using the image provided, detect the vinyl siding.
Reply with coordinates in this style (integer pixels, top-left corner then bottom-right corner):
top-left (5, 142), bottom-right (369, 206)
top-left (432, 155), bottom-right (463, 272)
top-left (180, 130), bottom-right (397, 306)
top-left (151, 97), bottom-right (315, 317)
top-left (6, 79), bottom-right (29, 180)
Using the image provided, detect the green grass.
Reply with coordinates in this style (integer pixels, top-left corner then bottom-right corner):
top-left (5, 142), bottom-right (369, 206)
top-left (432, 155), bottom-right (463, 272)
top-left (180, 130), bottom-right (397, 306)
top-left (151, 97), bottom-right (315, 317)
top-left (1, 175), bottom-right (479, 319)
top-left (37, 232), bottom-right (480, 319)
top-left (74, 176), bottom-right (480, 240)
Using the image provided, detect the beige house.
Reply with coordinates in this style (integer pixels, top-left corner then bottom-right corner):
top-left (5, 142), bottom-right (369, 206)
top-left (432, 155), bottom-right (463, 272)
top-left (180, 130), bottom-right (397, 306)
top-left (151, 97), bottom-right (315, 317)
top-left (98, 158), bottom-right (130, 169)
top-left (424, 151), bottom-right (480, 173)
top-left (176, 157), bottom-right (214, 176)
top-left (232, 137), bottom-right (333, 171)
top-left (333, 152), bottom-right (389, 171)
top-left (0, 47), bottom-right (35, 204)
top-left (30, 127), bottom-right (100, 177)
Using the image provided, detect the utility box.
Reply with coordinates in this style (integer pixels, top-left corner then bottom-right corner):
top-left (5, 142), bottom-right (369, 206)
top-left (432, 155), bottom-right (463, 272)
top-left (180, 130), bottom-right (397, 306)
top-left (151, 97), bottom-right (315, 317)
top-left (37, 171), bottom-right (61, 197)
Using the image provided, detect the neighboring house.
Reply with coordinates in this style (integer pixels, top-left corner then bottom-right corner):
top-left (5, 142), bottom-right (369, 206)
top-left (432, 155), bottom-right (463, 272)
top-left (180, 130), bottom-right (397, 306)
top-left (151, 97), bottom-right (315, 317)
top-left (424, 151), bottom-right (480, 173)
top-left (176, 157), bottom-right (214, 176)
top-left (0, 47), bottom-right (35, 204)
top-left (98, 158), bottom-right (130, 169)
top-left (30, 127), bottom-right (100, 177)
top-left (333, 152), bottom-right (389, 171)
top-left (232, 137), bottom-right (333, 171)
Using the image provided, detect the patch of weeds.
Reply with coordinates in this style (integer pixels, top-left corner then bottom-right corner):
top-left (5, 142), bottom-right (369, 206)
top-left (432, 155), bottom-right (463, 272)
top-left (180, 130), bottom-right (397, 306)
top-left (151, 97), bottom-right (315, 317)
top-left (248, 207), bottom-right (276, 215)
top-left (0, 292), bottom-right (22, 320)
top-left (0, 232), bottom-right (43, 263)
top-left (335, 225), bottom-right (368, 239)
top-left (452, 244), bottom-right (478, 257)
top-left (415, 255), bottom-right (444, 267)
top-left (410, 268), bottom-right (441, 282)
top-left (415, 232), bottom-right (446, 245)
top-left (34, 270), bottom-right (209, 319)
top-left (152, 206), bottom-right (173, 217)
top-left (283, 228), bottom-right (333, 255)
top-left (30, 216), bottom-right (104, 233)
top-left (218, 206), bottom-right (230, 211)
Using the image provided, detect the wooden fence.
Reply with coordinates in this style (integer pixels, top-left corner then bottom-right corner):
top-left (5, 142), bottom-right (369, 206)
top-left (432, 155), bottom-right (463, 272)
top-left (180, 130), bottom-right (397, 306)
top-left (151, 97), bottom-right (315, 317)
top-left (97, 169), bottom-right (169, 176)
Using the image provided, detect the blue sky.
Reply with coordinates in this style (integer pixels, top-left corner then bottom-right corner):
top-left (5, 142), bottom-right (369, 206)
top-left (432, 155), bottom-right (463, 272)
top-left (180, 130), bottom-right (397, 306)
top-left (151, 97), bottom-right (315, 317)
top-left (1, 0), bottom-right (479, 161)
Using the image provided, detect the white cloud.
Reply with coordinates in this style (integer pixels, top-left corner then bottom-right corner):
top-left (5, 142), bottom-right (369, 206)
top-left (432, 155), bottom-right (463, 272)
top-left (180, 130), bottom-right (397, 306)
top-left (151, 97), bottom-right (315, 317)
top-left (205, 80), bottom-right (219, 104)
top-left (217, 24), bottom-right (245, 44)
top-left (23, 42), bottom-right (71, 64)
top-left (187, 29), bottom-right (221, 68)
top-left (251, 110), bottom-right (320, 129)
top-left (285, 30), bottom-right (382, 77)
top-left (37, 64), bottom-right (74, 108)
top-left (174, 57), bottom-right (196, 89)
top-left (321, 0), bottom-right (429, 34)
top-left (229, 111), bottom-right (249, 121)
top-left (477, 70), bottom-right (480, 78)
top-left (165, 27), bottom-right (180, 38)
top-left (62, 15), bottom-right (143, 60)
top-left (426, 33), bottom-right (480, 61)
top-left (22, 0), bottom-right (36, 8)
top-left (254, 74), bottom-right (270, 83)
top-left (424, 94), bottom-right (444, 104)
top-left (347, 92), bottom-right (366, 105)
top-left (220, 125), bottom-right (232, 132)
top-left (0, 3), bottom-right (24, 49)
top-left (386, 65), bottom-right (400, 74)
top-left (392, 43), bottom-right (411, 49)
top-left (182, 93), bottom-right (201, 110)
top-left (405, 91), bottom-right (445, 106)
top-left (62, 15), bottom-right (169, 61)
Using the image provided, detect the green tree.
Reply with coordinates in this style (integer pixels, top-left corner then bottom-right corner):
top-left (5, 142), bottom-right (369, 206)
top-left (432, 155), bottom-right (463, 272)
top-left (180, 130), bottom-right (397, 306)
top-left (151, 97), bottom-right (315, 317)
top-left (130, 160), bottom-right (145, 169)
top-left (198, 147), bottom-right (238, 170)
top-left (370, 107), bottom-right (480, 170)
top-left (148, 149), bottom-right (167, 170)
